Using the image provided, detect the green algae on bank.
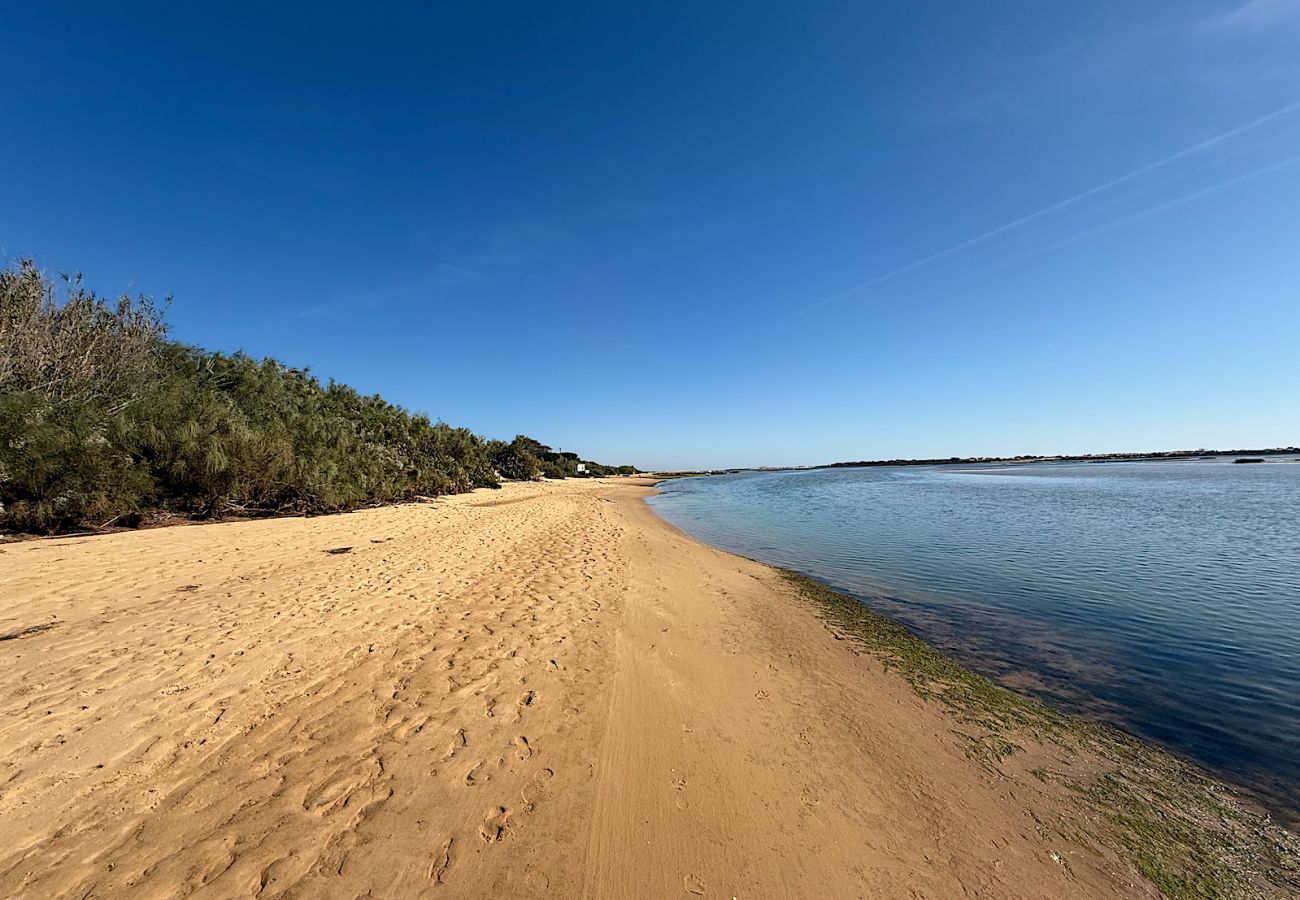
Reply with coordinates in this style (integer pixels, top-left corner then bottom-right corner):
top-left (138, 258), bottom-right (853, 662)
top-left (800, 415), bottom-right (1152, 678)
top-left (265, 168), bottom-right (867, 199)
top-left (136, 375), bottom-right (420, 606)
top-left (780, 570), bottom-right (1300, 900)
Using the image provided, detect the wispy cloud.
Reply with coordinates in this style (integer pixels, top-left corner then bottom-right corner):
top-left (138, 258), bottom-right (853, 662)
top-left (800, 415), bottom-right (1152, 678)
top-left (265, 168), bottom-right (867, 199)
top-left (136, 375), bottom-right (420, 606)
top-left (471, 220), bottom-right (582, 268)
top-left (917, 4), bottom-right (1300, 133)
top-left (1209, 0), bottom-right (1300, 31)
top-left (790, 98), bottom-right (1300, 318)
top-left (428, 263), bottom-right (492, 287)
top-left (278, 263), bottom-right (494, 324)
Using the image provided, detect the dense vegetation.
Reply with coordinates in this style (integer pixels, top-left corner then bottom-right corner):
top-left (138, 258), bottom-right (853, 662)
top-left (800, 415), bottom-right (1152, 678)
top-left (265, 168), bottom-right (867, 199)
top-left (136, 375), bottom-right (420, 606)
top-left (0, 260), bottom-right (635, 533)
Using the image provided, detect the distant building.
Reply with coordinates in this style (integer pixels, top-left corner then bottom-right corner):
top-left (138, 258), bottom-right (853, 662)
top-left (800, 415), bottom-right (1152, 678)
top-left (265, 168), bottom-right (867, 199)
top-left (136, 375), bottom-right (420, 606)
top-left (575, 463), bottom-right (587, 474)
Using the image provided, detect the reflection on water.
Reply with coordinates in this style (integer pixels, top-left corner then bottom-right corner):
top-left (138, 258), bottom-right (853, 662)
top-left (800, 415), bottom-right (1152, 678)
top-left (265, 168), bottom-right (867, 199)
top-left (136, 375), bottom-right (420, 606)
top-left (648, 458), bottom-right (1300, 823)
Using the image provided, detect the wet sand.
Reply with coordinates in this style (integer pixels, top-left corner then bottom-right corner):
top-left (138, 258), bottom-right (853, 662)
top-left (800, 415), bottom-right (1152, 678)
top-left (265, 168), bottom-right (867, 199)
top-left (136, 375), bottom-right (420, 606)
top-left (0, 477), bottom-right (1235, 897)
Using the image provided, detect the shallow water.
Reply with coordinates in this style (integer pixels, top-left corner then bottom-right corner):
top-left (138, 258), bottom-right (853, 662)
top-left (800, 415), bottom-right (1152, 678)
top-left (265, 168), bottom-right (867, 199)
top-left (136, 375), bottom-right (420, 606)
top-left (647, 458), bottom-right (1300, 822)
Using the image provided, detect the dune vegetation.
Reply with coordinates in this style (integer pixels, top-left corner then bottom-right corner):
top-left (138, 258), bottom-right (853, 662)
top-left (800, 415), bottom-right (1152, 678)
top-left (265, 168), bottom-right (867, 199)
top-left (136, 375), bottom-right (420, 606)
top-left (0, 260), bottom-right (634, 533)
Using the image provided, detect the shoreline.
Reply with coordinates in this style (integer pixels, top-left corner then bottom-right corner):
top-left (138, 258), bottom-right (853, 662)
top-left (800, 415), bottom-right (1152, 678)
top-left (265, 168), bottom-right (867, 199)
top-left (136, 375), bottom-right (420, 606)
top-left (0, 477), bottom-right (1295, 897)
top-left (645, 467), bottom-right (1300, 833)
top-left (673, 551), bottom-right (1297, 831)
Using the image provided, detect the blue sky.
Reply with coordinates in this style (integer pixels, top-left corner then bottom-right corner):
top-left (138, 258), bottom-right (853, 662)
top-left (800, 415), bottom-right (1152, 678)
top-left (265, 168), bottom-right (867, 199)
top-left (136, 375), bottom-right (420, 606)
top-left (3, 1), bottom-right (1299, 470)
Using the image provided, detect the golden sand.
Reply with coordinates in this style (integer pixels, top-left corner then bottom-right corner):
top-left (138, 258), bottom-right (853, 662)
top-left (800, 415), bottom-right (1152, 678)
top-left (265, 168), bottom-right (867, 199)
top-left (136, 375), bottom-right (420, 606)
top-left (0, 478), bottom-right (1162, 898)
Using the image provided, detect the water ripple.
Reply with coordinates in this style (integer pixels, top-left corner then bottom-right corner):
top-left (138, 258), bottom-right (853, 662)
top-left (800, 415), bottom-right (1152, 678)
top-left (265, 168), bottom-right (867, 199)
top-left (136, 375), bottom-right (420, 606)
top-left (649, 459), bottom-right (1300, 823)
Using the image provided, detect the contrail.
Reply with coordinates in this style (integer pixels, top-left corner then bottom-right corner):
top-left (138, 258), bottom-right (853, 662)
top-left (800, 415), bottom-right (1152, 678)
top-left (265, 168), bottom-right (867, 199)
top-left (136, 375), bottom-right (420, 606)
top-left (790, 98), bottom-right (1300, 317)
top-left (943, 151), bottom-right (1300, 287)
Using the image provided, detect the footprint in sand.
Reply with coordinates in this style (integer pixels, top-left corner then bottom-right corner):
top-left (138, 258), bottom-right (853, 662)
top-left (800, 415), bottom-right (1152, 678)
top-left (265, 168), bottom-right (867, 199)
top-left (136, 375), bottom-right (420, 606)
top-left (428, 837), bottom-right (453, 883)
top-left (303, 767), bottom-right (373, 815)
top-left (442, 727), bottom-right (467, 761)
top-left (479, 805), bottom-right (511, 843)
top-left (391, 714), bottom-right (429, 741)
top-left (513, 735), bottom-right (532, 760)
top-left (519, 767), bottom-right (554, 812)
top-left (683, 873), bottom-right (706, 895)
top-left (314, 830), bottom-right (357, 877)
top-left (258, 853), bottom-right (304, 895)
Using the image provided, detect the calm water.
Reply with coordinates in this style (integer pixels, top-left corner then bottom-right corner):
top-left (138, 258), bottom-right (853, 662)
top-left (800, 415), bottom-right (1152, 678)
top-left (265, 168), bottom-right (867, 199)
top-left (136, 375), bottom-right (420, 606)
top-left (648, 459), bottom-right (1300, 822)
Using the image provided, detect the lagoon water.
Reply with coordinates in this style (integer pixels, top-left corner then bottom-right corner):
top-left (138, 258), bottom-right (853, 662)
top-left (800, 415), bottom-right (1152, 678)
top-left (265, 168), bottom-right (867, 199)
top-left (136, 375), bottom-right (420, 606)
top-left (648, 459), bottom-right (1300, 822)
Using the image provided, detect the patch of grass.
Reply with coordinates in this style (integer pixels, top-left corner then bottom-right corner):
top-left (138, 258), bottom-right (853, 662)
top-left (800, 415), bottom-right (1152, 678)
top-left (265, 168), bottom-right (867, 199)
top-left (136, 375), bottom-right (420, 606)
top-left (781, 569), bottom-right (1300, 900)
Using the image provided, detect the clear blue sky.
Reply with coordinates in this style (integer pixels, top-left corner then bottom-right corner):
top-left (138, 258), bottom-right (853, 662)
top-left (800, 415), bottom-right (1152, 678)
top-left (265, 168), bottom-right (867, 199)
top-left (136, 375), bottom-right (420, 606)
top-left (4, 2), bottom-right (1298, 470)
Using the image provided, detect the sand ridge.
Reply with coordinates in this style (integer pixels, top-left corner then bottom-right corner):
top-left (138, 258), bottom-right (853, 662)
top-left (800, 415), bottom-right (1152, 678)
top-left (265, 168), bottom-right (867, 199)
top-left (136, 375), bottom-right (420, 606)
top-left (0, 478), bottom-right (1156, 898)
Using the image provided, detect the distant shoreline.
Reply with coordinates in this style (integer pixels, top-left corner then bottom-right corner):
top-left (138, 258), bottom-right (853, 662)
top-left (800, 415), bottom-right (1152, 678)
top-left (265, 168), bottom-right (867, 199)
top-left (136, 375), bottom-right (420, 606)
top-left (656, 446), bottom-right (1300, 478)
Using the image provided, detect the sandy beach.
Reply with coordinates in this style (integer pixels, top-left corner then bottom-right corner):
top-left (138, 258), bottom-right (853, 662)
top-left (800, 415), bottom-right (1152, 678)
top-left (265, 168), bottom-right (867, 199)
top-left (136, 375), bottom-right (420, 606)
top-left (0, 477), bottom-right (1288, 898)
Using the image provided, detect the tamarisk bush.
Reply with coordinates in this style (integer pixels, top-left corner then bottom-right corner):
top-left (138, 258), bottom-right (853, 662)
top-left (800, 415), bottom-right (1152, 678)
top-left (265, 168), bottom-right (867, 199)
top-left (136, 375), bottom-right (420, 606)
top-left (0, 260), bottom-right (634, 532)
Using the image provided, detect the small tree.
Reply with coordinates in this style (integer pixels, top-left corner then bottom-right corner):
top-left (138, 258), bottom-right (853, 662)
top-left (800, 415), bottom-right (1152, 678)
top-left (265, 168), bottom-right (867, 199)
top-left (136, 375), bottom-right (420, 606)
top-left (488, 437), bottom-right (542, 480)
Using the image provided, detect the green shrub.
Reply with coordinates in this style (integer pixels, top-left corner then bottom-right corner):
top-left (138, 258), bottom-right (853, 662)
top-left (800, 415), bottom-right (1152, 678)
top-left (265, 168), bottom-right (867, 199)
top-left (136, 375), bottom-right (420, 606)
top-left (0, 392), bottom-right (154, 531)
top-left (0, 260), bottom-right (634, 533)
top-left (488, 437), bottom-right (542, 481)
